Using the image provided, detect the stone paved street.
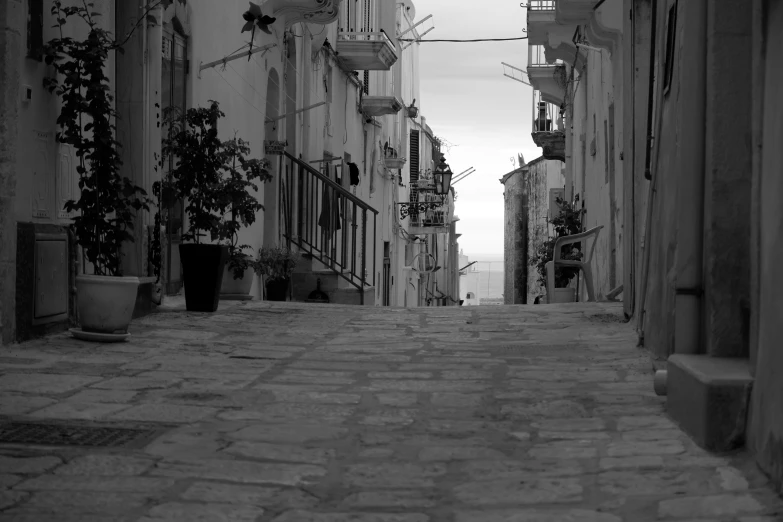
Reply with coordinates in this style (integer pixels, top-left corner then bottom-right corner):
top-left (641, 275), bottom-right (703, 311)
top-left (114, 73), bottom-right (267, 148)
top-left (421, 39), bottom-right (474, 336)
top-left (0, 300), bottom-right (781, 521)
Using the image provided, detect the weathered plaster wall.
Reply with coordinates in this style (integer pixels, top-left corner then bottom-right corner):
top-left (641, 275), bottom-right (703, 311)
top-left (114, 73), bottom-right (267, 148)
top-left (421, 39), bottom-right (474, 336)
top-left (501, 168), bottom-right (527, 305)
top-left (749, 0), bottom-right (783, 493)
top-left (16, 0), bottom-right (115, 230)
top-left (627, 0), bottom-right (652, 329)
top-left (526, 158), bottom-right (564, 303)
top-left (0, 0), bottom-right (22, 345)
top-left (641, 0), bottom-right (684, 360)
top-left (569, 44), bottom-right (623, 303)
top-left (701, 0), bottom-right (752, 358)
top-left (185, 0), bottom-right (289, 299)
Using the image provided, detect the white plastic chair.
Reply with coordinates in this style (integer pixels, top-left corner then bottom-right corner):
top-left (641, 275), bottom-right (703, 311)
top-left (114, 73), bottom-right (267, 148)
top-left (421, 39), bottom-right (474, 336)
top-left (545, 225), bottom-right (603, 303)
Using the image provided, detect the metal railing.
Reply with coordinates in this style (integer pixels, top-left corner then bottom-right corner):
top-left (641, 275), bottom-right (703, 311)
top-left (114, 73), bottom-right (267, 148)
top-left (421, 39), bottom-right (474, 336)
top-left (532, 89), bottom-right (563, 132)
top-left (528, 44), bottom-right (563, 67)
top-left (280, 152), bottom-right (378, 302)
top-left (528, 0), bottom-right (556, 11)
top-left (337, 31), bottom-right (395, 46)
top-left (407, 181), bottom-right (451, 228)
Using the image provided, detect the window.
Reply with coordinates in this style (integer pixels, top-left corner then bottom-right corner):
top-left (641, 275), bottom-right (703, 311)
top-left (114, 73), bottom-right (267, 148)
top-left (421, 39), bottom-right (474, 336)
top-left (410, 130), bottom-right (420, 200)
top-left (662, 2), bottom-right (678, 95)
top-left (27, 0), bottom-right (43, 61)
top-left (467, 292), bottom-right (475, 299)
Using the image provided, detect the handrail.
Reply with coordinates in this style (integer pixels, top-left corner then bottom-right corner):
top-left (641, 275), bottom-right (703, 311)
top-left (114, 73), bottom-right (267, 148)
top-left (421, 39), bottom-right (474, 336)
top-left (337, 31), bottom-right (395, 47)
top-left (528, 0), bottom-right (556, 11)
top-left (280, 151), bottom-right (379, 303)
top-left (284, 152), bottom-right (378, 213)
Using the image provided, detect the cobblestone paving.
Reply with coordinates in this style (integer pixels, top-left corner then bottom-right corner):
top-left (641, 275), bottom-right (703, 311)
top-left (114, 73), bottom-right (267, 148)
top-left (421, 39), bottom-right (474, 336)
top-left (0, 300), bottom-right (781, 521)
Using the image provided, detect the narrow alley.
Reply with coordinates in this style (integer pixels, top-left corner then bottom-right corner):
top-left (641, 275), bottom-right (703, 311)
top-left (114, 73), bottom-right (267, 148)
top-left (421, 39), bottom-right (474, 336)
top-left (0, 301), bottom-right (780, 521)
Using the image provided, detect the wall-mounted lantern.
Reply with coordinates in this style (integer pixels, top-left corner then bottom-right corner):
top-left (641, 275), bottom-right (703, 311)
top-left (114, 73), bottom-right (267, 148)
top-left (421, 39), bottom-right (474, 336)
top-left (433, 155), bottom-right (453, 196)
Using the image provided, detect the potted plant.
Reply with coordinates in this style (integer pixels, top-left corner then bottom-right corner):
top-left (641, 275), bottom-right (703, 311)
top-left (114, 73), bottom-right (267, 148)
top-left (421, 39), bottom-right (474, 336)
top-left (532, 198), bottom-right (583, 303)
top-left (217, 136), bottom-right (273, 299)
top-left (255, 246), bottom-right (298, 301)
top-left (44, 1), bottom-right (150, 337)
top-left (160, 101), bottom-right (257, 312)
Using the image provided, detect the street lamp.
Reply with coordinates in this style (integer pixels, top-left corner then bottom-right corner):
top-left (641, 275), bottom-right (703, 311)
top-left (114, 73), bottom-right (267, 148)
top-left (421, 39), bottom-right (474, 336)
top-left (433, 155), bottom-right (453, 196)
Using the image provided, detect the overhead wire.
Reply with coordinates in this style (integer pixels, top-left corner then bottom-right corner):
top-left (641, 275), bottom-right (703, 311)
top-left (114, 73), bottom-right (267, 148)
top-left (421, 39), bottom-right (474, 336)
top-left (398, 36), bottom-right (528, 42)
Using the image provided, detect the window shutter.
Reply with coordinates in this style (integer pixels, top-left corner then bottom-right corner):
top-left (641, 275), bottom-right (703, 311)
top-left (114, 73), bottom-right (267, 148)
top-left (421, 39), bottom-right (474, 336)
top-left (410, 130), bottom-right (420, 202)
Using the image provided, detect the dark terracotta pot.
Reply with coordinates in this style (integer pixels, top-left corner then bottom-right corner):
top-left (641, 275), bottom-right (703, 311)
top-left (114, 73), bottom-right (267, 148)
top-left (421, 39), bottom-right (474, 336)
top-left (265, 278), bottom-right (289, 302)
top-left (180, 244), bottom-right (229, 312)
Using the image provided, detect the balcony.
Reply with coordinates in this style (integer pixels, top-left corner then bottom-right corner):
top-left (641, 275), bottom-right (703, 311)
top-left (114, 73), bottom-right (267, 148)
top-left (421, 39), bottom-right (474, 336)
top-left (263, 0), bottom-right (342, 26)
top-left (555, 0), bottom-right (602, 25)
top-left (527, 1), bottom-right (557, 45)
top-left (400, 181), bottom-right (453, 235)
top-left (361, 95), bottom-right (404, 117)
top-left (527, 45), bottom-right (566, 105)
top-left (553, 0), bottom-right (622, 52)
top-left (531, 89), bottom-right (565, 161)
top-left (336, 32), bottom-right (398, 70)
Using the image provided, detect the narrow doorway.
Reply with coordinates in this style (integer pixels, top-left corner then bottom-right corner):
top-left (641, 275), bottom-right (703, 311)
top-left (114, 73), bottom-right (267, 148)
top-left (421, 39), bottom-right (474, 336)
top-left (382, 241), bottom-right (391, 306)
top-left (161, 30), bottom-right (188, 295)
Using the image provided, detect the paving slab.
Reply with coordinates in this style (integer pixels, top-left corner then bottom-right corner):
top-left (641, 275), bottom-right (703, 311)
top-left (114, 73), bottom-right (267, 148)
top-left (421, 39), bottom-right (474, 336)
top-left (0, 301), bottom-right (781, 521)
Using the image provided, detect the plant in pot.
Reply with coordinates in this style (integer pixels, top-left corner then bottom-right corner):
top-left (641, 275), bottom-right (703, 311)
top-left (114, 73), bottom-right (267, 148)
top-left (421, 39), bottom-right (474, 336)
top-left (255, 246), bottom-right (298, 301)
top-left (216, 136), bottom-right (273, 299)
top-left (160, 101), bottom-right (230, 312)
top-left (44, 1), bottom-right (150, 339)
top-left (532, 198), bottom-right (583, 303)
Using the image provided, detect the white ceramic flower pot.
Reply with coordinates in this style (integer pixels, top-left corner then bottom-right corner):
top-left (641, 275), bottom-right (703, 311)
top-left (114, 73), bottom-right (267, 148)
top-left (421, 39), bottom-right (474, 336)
top-left (76, 275), bottom-right (140, 334)
top-left (221, 266), bottom-right (253, 297)
top-left (549, 287), bottom-right (576, 304)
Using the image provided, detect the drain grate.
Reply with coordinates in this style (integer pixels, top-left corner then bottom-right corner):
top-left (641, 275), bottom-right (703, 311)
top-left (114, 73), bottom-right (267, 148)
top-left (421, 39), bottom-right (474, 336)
top-left (0, 422), bottom-right (163, 448)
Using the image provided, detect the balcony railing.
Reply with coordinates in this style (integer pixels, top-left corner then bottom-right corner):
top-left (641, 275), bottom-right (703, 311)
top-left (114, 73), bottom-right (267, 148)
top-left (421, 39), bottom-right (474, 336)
top-left (532, 89), bottom-right (563, 133)
top-left (528, 44), bottom-right (563, 68)
top-left (528, 0), bottom-right (556, 11)
top-left (402, 181), bottom-right (452, 231)
top-left (335, 31), bottom-right (398, 70)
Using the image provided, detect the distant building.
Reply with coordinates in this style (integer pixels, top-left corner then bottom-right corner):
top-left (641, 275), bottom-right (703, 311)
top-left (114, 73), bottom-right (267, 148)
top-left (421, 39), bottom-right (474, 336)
top-left (458, 250), bottom-right (481, 306)
top-left (500, 156), bottom-right (564, 304)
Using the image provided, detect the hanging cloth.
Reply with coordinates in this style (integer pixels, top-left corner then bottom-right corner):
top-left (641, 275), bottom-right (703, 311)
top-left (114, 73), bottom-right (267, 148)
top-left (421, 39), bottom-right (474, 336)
top-left (369, 141), bottom-right (377, 195)
top-left (318, 164), bottom-right (342, 237)
top-left (341, 158), bottom-right (352, 227)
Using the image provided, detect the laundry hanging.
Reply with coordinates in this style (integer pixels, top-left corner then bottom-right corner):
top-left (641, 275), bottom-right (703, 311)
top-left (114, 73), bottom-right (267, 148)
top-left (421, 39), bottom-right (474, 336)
top-left (318, 164), bottom-right (342, 237)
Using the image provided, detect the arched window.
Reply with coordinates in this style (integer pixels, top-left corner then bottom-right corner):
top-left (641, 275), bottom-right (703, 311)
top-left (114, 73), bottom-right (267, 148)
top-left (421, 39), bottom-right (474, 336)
top-left (466, 292), bottom-right (474, 299)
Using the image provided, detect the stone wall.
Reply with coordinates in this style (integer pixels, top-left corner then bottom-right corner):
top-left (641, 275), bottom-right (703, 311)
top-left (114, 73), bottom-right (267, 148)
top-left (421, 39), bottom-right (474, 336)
top-left (501, 158), bottom-right (564, 305)
top-left (749, 0), bottom-right (783, 493)
top-left (525, 158), bottom-right (563, 303)
top-left (501, 168), bottom-right (526, 305)
top-left (0, 0), bottom-right (21, 345)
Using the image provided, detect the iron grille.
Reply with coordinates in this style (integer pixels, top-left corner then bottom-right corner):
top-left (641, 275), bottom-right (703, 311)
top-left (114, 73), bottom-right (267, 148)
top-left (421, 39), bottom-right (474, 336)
top-left (410, 131), bottom-right (420, 203)
top-left (0, 422), bottom-right (163, 448)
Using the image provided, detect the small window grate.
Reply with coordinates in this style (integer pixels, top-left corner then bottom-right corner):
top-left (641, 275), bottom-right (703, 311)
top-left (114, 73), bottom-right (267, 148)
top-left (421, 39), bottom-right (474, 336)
top-left (0, 422), bottom-right (163, 448)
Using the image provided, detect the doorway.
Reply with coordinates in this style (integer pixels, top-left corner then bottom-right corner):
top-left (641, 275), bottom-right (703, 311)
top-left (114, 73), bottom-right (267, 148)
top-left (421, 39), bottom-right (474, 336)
top-left (161, 29), bottom-right (188, 295)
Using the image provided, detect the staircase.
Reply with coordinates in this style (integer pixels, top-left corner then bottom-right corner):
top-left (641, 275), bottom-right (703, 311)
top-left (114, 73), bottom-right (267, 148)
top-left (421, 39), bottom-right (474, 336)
top-left (280, 152), bottom-right (379, 305)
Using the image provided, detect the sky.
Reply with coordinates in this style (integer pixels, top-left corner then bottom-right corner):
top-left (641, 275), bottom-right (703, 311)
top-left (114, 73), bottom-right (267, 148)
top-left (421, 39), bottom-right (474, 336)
top-left (411, 0), bottom-right (539, 259)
